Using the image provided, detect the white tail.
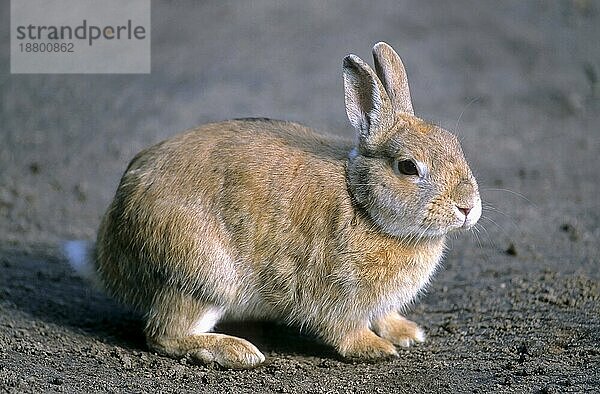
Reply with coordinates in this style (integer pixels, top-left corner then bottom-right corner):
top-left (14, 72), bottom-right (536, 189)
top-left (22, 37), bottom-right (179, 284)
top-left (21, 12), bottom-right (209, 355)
top-left (63, 240), bottom-right (98, 285)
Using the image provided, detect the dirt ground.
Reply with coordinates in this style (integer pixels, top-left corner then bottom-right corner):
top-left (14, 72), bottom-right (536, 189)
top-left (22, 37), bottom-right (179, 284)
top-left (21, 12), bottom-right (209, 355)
top-left (1, 1), bottom-right (599, 393)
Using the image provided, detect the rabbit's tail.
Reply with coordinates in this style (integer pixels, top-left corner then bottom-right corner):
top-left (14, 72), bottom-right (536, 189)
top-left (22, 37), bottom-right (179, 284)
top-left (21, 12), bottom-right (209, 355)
top-left (63, 240), bottom-right (99, 285)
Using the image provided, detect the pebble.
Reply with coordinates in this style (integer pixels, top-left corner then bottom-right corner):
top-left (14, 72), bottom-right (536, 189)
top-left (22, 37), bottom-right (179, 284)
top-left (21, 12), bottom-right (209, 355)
top-left (505, 243), bottom-right (517, 256)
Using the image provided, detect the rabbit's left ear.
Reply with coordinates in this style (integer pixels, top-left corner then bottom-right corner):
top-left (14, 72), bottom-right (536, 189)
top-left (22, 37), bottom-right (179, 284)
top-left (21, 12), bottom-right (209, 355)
top-left (372, 42), bottom-right (414, 116)
top-left (343, 54), bottom-right (394, 148)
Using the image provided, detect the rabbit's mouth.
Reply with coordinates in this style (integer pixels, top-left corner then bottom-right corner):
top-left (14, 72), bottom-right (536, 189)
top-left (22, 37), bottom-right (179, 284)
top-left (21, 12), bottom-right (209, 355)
top-left (455, 197), bottom-right (482, 230)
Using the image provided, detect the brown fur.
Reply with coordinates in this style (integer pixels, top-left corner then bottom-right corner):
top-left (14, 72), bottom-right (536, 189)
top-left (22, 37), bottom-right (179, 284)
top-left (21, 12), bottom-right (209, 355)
top-left (90, 43), bottom-right (481, 368)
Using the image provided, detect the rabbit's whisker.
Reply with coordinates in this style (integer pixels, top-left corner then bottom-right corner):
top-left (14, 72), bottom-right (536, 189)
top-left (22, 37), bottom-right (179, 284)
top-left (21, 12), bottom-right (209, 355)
top-left (481, 187), bottom-right (535, 206)
top-left (454, 96), bottom-right (480, 135)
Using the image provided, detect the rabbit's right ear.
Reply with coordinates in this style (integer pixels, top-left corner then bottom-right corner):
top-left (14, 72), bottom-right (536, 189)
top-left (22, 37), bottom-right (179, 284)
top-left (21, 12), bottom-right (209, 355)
top-left (343, 54), bottom-right (394, 148)
top-left (372, 42), bottom-right (414, 116)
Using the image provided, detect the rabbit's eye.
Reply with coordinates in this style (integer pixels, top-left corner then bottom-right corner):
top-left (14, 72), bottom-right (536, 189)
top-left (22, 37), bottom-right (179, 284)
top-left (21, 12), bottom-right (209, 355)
top-left (395, 159), bottom-right (419, 176)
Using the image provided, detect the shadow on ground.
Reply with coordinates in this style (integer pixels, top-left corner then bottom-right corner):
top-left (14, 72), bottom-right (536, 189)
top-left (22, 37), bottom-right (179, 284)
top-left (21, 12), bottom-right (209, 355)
top-left (0, 247), bottom-right (337, 361)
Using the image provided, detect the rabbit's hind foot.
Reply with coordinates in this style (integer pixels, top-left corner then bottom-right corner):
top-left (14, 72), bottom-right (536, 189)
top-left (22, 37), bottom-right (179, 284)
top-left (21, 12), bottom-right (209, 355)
top-left (144, 292), bottom-right (265, 369)
top-left (148, 333), bottom-right (265, 369)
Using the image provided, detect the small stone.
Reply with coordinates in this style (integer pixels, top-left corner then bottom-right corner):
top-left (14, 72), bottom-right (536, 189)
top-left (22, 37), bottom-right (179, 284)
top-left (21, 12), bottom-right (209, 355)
top-left (29, 162), bottom-right (40, 174)
top-left (505, 243), bottom-right (517, 256)
top-left (560, 223), bottom-right (579, 241)
top-left (121, 354), bottom-right (133, 369)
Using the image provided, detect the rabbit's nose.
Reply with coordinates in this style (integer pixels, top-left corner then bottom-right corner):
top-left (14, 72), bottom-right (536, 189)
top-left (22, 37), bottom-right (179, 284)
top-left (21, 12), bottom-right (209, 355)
top-left (457, 206), bottom-right (472, 217)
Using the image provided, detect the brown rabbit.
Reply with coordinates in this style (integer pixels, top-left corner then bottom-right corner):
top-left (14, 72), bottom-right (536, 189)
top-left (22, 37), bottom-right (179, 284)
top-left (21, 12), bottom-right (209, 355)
top-left (65, 42), bottom-right (481, 369)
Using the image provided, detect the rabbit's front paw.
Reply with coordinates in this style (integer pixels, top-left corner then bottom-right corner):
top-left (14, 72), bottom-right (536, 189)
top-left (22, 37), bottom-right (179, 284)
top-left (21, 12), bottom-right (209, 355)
top-left (372, 312), bottom-right (425, 347)
top-left (338, 329), bottom-right (398, 360)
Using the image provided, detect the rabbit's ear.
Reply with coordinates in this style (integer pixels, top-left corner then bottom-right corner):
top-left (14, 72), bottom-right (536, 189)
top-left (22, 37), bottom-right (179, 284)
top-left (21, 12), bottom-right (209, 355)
top-left (372, 42), bottom-right (414, 116)
top-left (343, 54), bottom-right (394, 146)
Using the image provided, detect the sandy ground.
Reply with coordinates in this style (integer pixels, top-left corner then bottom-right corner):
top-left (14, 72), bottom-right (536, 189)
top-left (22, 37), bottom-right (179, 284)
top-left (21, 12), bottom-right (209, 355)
top-left (1, 1), bottom-right (599, 393)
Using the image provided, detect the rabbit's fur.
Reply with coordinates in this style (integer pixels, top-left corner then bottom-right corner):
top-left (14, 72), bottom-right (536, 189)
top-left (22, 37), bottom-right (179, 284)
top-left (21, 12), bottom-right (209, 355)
top-left (83, 42), bottom-right (481, 368)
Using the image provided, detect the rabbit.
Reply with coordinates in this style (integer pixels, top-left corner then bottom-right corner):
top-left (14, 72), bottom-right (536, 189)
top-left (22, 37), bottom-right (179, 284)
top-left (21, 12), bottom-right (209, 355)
top-left (64, 42), bottom-right (481, 369)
